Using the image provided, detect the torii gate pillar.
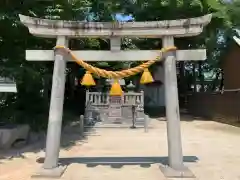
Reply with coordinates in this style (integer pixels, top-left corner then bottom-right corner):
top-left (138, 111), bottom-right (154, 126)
top-left (161, 36), bottom-right (189, 176)
top-left (43, 36), bottom-right (68, 172)
top-left (19, 14), bottom-right (212, 178)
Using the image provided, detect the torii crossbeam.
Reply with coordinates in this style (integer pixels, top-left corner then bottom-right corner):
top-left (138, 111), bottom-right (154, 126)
top-left (19, 14), bottom-right (212, 178)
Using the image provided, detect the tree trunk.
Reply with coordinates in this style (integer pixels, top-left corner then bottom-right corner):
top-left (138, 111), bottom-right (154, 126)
top-left (212, 70), bottom-right (220, 91)
top-left (198, 62), bottom-right (204, 92)
top-left (178, 61), bottom-right (185, 106)
top-left (192, 63), bottom-right (197, 92)
top-left (220, 69), bottom-right (224, 91)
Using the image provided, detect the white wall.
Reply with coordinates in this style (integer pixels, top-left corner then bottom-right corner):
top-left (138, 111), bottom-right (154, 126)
top-left (0, 84), bottom-right (17, 92)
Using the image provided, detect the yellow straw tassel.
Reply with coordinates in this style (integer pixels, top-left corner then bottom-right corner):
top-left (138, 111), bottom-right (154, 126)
top-left (110, 79), bottom-right (123, 96)
top-left (81, 71), bottom-right (96, 86)
top-left (140, 68), bottom-right (154, 84)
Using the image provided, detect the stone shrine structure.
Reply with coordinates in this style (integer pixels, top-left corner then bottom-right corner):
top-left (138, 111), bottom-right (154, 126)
top-left (19, 14), bottom-right (212, 178)
top-left (84, 84), bottom-right (145, 126)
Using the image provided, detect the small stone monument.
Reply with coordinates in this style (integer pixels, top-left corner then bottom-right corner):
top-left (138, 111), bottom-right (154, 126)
top-left (108, 95), bottom-right (122, 123)
top-left (107, 79), bottom-right (125, 124)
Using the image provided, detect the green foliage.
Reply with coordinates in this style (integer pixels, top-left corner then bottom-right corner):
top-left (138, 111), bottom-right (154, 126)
top-left (0, 0), bottom-right (237, 130)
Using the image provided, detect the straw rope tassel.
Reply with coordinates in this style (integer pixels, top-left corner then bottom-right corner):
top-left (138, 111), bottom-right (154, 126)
top-left (81, 71), bottom-right (96, 86)
top-left (109, 79), bottom-right (123, 96)
top-left (140, 68), bottom-right (154, 84)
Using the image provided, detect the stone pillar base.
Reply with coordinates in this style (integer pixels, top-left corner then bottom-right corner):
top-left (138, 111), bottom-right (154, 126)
top-left (159, 165), bottom-right (195, 178)
top-left (32, 165), bottom-right (67, 178)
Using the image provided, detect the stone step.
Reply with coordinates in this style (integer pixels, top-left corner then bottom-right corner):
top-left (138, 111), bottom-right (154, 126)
top-left (95, 117), bottom-right (146, 126)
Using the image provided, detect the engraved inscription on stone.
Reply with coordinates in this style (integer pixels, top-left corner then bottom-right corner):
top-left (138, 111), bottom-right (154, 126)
top-left (109, 96), bottom-right (122, 117)
top-left (109, 96), bottom-right (121, 104)
top-left (108, 96), bottom-right (122, 123)
top-left (109, 105), bottom-right (122, 117)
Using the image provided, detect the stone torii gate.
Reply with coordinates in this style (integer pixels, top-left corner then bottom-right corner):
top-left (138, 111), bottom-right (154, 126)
top-left (19, 14), bottom-right (212, 178)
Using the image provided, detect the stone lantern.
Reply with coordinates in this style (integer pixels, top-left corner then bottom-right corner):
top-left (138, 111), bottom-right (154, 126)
top-left (126, 81), bottom-right (137, 128)
top-left (126, 81), bottom-right (135, 92)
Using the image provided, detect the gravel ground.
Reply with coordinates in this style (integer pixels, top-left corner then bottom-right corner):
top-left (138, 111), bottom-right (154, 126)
top-left (0, 117), bottom-right (240, 180)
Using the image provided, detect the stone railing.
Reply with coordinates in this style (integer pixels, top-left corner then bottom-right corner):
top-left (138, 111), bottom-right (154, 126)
top-left (85, 90), bottom-right (144, 106)
top-left (85, 91), bottom-right (109, 106)
top-left (122, 91), bottom-right (144, 106)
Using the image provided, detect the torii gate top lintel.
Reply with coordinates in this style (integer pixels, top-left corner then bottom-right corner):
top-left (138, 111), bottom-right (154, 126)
top-left (19, 14), bottom-right (212, 38)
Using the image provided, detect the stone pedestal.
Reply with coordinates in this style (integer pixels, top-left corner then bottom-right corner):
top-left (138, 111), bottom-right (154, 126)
top-left (32, 165), bottom-right (67, 178)
top-left (159, 165), bottom-right (195, 178)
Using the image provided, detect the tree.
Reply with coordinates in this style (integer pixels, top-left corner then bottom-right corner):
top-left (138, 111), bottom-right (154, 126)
top-left (0, 0), bottom-right (234, 130)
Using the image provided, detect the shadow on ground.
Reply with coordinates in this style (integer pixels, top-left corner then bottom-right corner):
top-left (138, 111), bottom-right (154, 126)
top-left (145, 107), bottom-right (204, 121)
top-left (0, 117), bottom-right (95, 161)
top-left (147, 107), bottom-right (240, 127)
top-left (144, 106), bottom-right (165, 118)
top-left (37, 156), bottom-right (198, 168)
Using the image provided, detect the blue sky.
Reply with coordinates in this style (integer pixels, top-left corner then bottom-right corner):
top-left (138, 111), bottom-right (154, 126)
top-left (115, 14), bottom-right (133, 21)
